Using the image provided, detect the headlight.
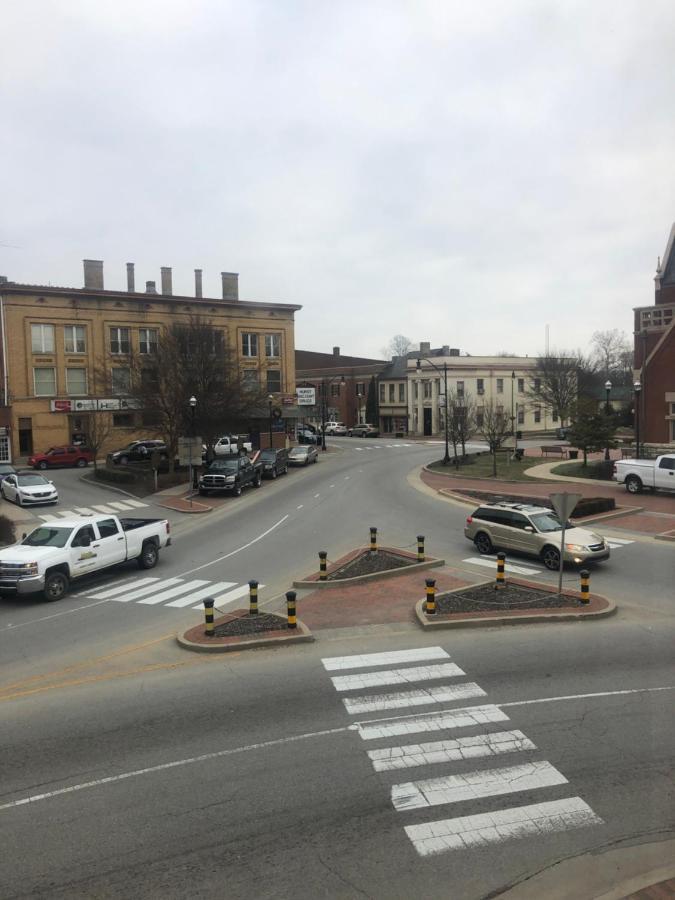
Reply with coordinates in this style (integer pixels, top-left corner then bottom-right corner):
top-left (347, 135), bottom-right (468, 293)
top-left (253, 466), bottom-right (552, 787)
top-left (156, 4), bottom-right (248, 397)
top-left (224, 475), bottom-right (235, 482)
top-left (565, 543), bottom-right (588, 552)
top-left (24, 563), bottom-right (39, 576)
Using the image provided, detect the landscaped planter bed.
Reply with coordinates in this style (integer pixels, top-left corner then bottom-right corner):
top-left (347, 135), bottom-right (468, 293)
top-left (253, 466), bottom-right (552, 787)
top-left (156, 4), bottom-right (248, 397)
top-left (327, 549), bottom-right (417, 580)
top-left (436, 582), bottom-right (584, 613)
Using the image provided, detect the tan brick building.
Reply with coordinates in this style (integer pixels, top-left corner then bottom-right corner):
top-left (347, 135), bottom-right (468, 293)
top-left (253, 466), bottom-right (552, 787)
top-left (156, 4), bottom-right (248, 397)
top-left (0, 260), bottom-right (300, 462)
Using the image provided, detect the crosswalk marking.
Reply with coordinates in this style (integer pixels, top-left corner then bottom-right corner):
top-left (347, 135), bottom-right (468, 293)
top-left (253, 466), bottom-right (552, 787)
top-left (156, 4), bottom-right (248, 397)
top-left (166, 581), bottom-right (236, 608)
top-left (136, 579), bottom-right (210, 605)
top-left (606, 537), bottom-right (634, 548)
top-left (107, 501), bottom-right (136, 511)
top-left (120, 499), bottom-right (147, 508)
top-left (391, 760), bottom-right (568, 811)
top-left (88, 577), bottom-right (161, 600)
top-left (463, 557), bottom-right (542, 576)
top-left (367, 730), bottom-right (536, 772)
top-left (322, 647), bottom-right (449, 671)
top-left (405, 797), bottom-right (603, 856)
top-left (343, 682), bottom-right (486, 715)
top-left (356, 705), bottom-right (510, 741)
top-left (97, 577), bottom-right (183, 603)
top-left (91, 504), bottom-right (116, 513)
top-left (331, 663), bottom-right (465, 692)
top-left (73, 507), bottom-right (95, 515)
top-left (205, 583), bottom-right (261, 608)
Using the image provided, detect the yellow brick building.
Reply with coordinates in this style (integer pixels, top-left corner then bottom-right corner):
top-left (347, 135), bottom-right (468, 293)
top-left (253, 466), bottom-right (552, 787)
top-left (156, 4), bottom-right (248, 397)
top-left (0, 260), bottom-right (300, 462)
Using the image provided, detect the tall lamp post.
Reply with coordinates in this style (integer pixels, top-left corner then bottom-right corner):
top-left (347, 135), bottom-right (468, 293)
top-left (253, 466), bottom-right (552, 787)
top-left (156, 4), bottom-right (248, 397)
top-left (189, 395), bottom-right (197, 500)
top-left (268, 395), bottom-right (274, 449)
top-left (604, 380), bottom-right (612, 461)
top-left (320, 375), bottom-right (346, 451)
top-left (633, 380), bottom-right (641, 459)
top-left (416, 357), bottom-right (450, 465)
top-left (510, 370), bottom-right (518, 455)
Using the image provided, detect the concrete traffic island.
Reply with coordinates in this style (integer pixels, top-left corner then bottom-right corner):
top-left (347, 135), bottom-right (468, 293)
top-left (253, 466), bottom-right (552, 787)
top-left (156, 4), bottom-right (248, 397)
top-left (177, 609), bottom-right (314, 653)
top-left (415, 575), bottom-right (616, 629)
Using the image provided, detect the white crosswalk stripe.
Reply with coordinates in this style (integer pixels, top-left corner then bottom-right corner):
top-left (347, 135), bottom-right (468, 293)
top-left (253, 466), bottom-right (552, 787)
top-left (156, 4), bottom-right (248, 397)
top-left (166, 581), bottom-right (236, 608)
top-left (367, 730), bottom-right (536, 772)
top-left (331, 663), bottom-right (465, 692)
top-left (137, 579), bottom-right (211, 605)
top-left (323, 647), bottom-right (449, 671)
top-left (107, 501), bottom-right (137, 511)
top-left (343, 682), bottom-right (486, 714)
top-left (463, 556), bottom-right (542, 575)
top-left (39, 502), bottom-right (150, 522)
top-left (356, 705), bottom-right (510, 741)
top-left (91, 504), bottom-right (116, 513)
top-left (73, 574), bottom-right (266, 611)
top-left (605, 537), bottom-right (634, 548)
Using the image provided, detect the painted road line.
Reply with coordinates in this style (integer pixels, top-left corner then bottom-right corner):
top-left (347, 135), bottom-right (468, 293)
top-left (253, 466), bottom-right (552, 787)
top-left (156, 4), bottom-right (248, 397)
top-left (606, 539), bottom-right (634, 549)
top-left (91, 504), bottom-right (116, 514)
top-left (108, 501), bottom-right (135, 511)
top-left (391, 760), bottom-right (568, 811)
top-left (123, 499), bottom-right (147, 508)
top-left (367, 730), bottom-right (536, 772)
top-left (95, 577), bottom-right (183, 603)
top-left (356, 705), bottom-right (510, 741)
top-left (202, 582), bottom-right (263, 609)
top-left (136, 579), bottom-right (210, 605)
top-left (165, 581), bottom-right (237, 608)
top-left (343, 682), bottom-right (486, 715)
top-left (462, 557), bottom-right (542, 576)
top-left (322, 647), bottom-right (450, 672)
top-left (55, 510), bottom-right (79, 518)
top-left (88, 577), bottom-right (161, 600)
top-left (405, 797), bottom-right (603, 857)
top-left (604, 536), bottom-right (633, 545)
top-left (38, 514), bottom-right (59, 521)
top-left (331, 663), bottom-right (465, 692)
top-left (73, 507), bottom-right (95, 514)
top-left (70, 574), bottom-right (144, 598)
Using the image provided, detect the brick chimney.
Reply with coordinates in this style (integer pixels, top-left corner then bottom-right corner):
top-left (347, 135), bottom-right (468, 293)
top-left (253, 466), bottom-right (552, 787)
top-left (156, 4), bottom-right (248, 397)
top-left (145, 280), bottom-right (157, 294)
top-left (333, 346), bottom-right (340, 357)
top-left (160, 267), bottom-right (173, 296)
top-left (194, 269), bottom-right (203, 298)
top-left (419, 341), bottom-right (430, 354)
top-left (221, 272), bottom-right (239, 301)
top-left (126, 262), bottom-right (135, 292)
top-left (83, 259), bottom-right (104, 290)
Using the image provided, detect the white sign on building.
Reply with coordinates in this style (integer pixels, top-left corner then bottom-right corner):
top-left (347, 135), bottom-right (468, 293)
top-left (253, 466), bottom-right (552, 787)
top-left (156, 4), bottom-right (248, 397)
top-left (296, 387), bottom-right (316, 406)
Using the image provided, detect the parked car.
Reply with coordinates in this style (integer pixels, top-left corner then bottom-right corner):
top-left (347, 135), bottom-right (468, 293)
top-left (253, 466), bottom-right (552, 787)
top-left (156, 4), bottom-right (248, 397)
top-left (28, 446), bottom-right (95, 469)
top-left (297, 428), bottom-right (319, 444)
top-left (555, 427), bottom-right (571, 440)
top-left (198, 456), bottom-right (262, 496)
top-left (464, 501), bottom-right (610, 571)
top-left (613, 454), bottom-right (675, 494)
top-left (0, 514), bottom-right (171, 601)
top-left (0, 464), bottom-right (18, 482)
top-left (324, 422), bottom-right (347, 435)
top-left (109, 440), bottom-right (168, 465)
top-left (259, 448), bottom-right (289, 479)
top-left (348, 424), bottom-right (380, 438)
top-left (288, 445), bottom-right (319, 466)
top-left (213, 435), bottom-right (253, 456)
top-left (1, 472), bottom-right (59, 506)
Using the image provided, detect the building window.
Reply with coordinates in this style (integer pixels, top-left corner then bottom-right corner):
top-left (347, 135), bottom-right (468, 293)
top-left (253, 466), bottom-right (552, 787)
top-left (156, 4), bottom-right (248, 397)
top-left (398, 383), bottom-right (405, 402)
top-left (518, 378), bottom-right (524, 393)
top-left (496, 378), bottom-right (503, 394)
top-left (113, 413), bottom-right (134, 428)
top-left (31, 324), bottom-right (55, 354)
top-left (534, 378), bottom-right (541, 392)
top-left (33, 367), bottom-right (56, 396)
top-left (414, 382), bottom-right (419, 401)
top-left (110, 327), bottom-right (130, 355)
top-left (64, 325), bottom-right (86, 354)
top-left (66, 368), bottom-right (87, 395)
top-left (209, 331), bottom-right (224, 356)
top-left (457, 381), bottom-right (465, 398)
top-left (423, 381), bottom-right (432, 399)
top-left (356, 382), bottom-right (365, 396)
top-left (534, 405), bottom-right (541, 423)
top-left (476, 378), bottom-right (484, 395)
top-left (476, 409), bottom-right (484, 428)
top-left (388, 384), bottom-right (395, 402)
top-left (242, 333), bottom-right (258, 357)
top-left (111, 367), bottom-right (131, 394)
top-left (517, 408), bottom-right (525, 425)
top-left (265, 335), bottom-right (280, 358)
top-left (242, 369), bottom-right (258, 389)
top-left (330, 383), bottom-right (340, 397)
top-left (552, 411), bottom-right (559, 422)
top-left (139, 328), bottom-right (158, 354)
top-left (266, 369), bottom-right (281, 393)
top-left (380, 383), bottom-right (386, 403)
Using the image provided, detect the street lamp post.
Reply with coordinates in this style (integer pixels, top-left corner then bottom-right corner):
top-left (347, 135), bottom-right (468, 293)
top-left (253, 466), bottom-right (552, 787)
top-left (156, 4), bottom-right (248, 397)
top-left (416, 357), bottom-right (450, 465)
top-left (189, 395), bottom-right (197, 504)
top-left (268, 395), bottom-right (274, 450)
top-left (320, 375), bottom-right (346, 451)
top-left (511, 370), bottom-right (517, 455)
top-left (634, 380), bottom-right (642, 459)
top-left (604, 380), bottom-right (612, 461)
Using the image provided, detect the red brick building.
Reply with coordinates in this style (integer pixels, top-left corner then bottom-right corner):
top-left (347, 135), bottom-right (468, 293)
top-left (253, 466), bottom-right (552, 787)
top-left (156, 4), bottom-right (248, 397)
top-left (633, 223), bottom-right (675, 446)
top-left (295, 347), bottom-right (387, 428)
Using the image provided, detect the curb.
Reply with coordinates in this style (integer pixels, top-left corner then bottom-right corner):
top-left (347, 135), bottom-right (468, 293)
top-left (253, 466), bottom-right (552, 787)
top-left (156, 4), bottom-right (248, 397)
top-left (422, 462), bottom-right (549, 485)
top-left (413, 578), bottom-right (617, 629)
top-left (293, 556), bottom-right (445, 589)
top-left (155, 498), bottom-right (213, 514)
top-left (79, 472), bottom-right (151, 502)
top-left (176, 618), bottom-right (314, 653)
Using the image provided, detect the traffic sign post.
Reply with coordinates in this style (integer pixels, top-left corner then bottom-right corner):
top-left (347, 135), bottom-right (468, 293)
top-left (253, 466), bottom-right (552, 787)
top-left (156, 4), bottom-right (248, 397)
top-left (178, 437), bottom-right (202, 507)
top-left (549, 492), bottom-right (582, 594)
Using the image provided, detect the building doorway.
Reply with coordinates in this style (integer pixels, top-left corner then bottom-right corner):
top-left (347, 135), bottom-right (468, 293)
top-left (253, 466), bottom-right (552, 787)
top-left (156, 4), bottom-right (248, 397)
top-left (423, 408), bottom-right (432, 436)
top-left (0, 430), bottom-right (10, 463)
top-left (18, 418), bottom-right (33, 455)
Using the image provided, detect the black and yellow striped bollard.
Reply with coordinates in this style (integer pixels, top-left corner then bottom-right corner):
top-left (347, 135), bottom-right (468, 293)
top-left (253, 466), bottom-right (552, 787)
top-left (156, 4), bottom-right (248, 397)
top-left (496, 552), bottom-right (506, 589)
top-left (248, 579), bottom-right (259, 615)
top-left (203, 597), bottom-right (215, 636)
top-left (417, 535), bottom-right (425, 562)
top-left (580, 569), bottom-right (590, 605)
top-left (319, 551), bottom-right (328, 581)
top-left (370, 526), bottom-right (378, 553)
top-left (425, 577), bottom-right (436, 615)
top-left (286, 590), bottom-right (297, 629)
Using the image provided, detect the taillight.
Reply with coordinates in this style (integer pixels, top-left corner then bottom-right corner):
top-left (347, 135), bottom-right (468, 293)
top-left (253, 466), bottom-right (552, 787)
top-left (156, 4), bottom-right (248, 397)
top-left (165, 521), bottom-right (170, 534)
top-left (466, 516), bottom-right (473, 524)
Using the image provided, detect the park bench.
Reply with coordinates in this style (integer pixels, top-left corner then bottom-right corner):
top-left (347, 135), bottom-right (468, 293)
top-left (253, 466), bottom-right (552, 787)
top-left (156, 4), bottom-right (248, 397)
top-left (541, 445), bottom-right (567, 458)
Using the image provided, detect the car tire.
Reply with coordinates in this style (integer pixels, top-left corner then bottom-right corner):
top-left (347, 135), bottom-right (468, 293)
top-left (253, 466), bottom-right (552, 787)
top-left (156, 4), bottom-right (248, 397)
top-left (38, 461), bottom-right (48, 470)
top-left (474, 532), bottom-right (493, 555)
top-left (138, 541), bottom-right (159, 570)
top-left (254, 475), bottom-right (262, 488)
top-left (625, 475), bottom-right (642, 494)
top-left (542, 546), bottom-right (561, 571)
top-left (43, 570), bottom-right (69, 602)
top-left (233, 484), bottom-right (242, 497)
top-left (271, 469), bottom-right (277, 479)
top-left (76, 458), bottom-right (87, 468)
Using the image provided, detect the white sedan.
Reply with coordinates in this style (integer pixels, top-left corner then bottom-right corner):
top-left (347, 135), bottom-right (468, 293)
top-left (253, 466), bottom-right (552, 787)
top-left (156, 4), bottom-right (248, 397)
top-left (1, 472), bottom-right (59, 506)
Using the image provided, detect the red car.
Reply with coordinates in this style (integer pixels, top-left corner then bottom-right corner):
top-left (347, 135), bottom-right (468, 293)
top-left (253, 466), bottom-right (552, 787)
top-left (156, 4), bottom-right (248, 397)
top-left (28, 446), bottom-right (95, 469)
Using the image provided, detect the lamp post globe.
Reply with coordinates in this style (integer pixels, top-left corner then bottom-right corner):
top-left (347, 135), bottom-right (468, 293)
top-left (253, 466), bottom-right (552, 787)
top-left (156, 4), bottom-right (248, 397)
top-left (604, 380), bottom-right (612, 460)
top-left (633, 381), bottom-right (642, 459)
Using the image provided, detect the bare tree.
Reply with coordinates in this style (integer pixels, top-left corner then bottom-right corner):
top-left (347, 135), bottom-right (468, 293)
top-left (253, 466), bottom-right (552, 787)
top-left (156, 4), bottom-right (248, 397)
top-left (590, 329), bottom-right (633, 386)
top-left (447, 390), bottom-right (477, 463)
top-left (477, 400), bottom-right (511, 476)
top-left (84, 411), bottom-right (113, 469)
top-left (381, 334), bottom-right (413, 358)
top-left (527, 351), bottom-right (581, 425)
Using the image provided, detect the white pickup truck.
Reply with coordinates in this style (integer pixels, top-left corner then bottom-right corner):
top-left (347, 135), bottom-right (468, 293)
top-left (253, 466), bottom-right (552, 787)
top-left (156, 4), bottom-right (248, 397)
top-left (214, 435), bottom-right (253, 457)
top-left (0, 514), bottom-right (171, 601)
top-left (613, 454), bottom-right (675, 494)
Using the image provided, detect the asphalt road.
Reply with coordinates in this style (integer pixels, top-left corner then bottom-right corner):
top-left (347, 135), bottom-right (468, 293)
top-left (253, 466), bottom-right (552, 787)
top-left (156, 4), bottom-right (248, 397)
top-left (0, 439), bottom-right (673, 898)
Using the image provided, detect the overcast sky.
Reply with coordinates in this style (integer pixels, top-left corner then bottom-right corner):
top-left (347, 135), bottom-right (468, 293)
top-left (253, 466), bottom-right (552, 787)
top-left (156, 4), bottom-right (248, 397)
top-left (2, 1), bottom-right (674, 360)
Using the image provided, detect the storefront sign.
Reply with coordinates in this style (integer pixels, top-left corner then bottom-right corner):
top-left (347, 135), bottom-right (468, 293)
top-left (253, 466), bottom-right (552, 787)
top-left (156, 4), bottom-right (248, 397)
top-left (50, 399), bottom-right (72, 412)
top-left (296, 387), bottom-right (316, 406)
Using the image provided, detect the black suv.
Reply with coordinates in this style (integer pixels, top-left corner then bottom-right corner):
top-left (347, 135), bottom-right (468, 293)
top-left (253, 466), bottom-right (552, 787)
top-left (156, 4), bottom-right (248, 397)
top-left (109, 440), bottom-right (167, 465)
top-left (259, 448), bottom-right (289, 479)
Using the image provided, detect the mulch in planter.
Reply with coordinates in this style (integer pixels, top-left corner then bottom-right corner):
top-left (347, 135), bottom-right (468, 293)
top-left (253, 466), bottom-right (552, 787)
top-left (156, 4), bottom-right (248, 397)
top-left (327, 549), bottom-right (417, 580)
top-left (213, 612), bottom-right (289, 637)
top-left (437, 582), bottom-right (583, 613)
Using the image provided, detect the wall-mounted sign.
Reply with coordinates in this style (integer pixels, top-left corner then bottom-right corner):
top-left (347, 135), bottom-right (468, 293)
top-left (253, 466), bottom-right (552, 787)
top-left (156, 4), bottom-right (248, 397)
top-left (50, 399), bottom-right (72, 412)
top-left (73, 399), bottom-right (97, 411)
top-left (97, 398), bottom-right (121, 411)
top-left (296, 387), bottom-right (316, 406)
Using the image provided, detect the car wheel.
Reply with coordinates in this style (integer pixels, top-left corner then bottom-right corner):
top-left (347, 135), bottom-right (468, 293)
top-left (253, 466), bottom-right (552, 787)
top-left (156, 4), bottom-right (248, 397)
top-left (233, 484), bottom-right (242, 497)
top-left (76, 458), bottom-right (87, 467)
top-left (542, 546), bottom-right (561, 571)
top-left (138, 541), bottom-right (159, 570)
top-left (254, 475), bottom-right (262, 488)
top-left (38, 461), bottom-right (48, 470)
top-left (474, 532), bottom-right (493, 554)
top-left (271, 469), bottom-right (277, 479)
top-left (43, 571), bottom-right (69, 602)
top-left (625, 474), bottom-right (642, 494)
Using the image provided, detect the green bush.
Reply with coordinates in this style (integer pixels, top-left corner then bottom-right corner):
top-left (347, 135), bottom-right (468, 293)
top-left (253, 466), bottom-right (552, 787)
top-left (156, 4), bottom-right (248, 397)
top-left (94, 467), bottom-right (139, 485)
top-left (0, 514), bottom-right (16, 546)
top-left (571, 497), bottom-right (615, 517)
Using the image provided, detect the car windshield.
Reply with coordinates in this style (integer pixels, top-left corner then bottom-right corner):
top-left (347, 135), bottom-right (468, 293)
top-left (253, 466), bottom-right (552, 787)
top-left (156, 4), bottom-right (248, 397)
top-left (259, 450), bottom-right (276, 459)
top-left (17, 474), bottom-right (50, 486)
top-left (209, 459), bottom-right (239, 471)
top-left (22, 526), bottom-right (74, 548)
top-left (529, 512), bottom-right (571, 533)
top-left (0, 465), bottom-right (15, 473)
top-left (290, 448), bottom-right (307, 456)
